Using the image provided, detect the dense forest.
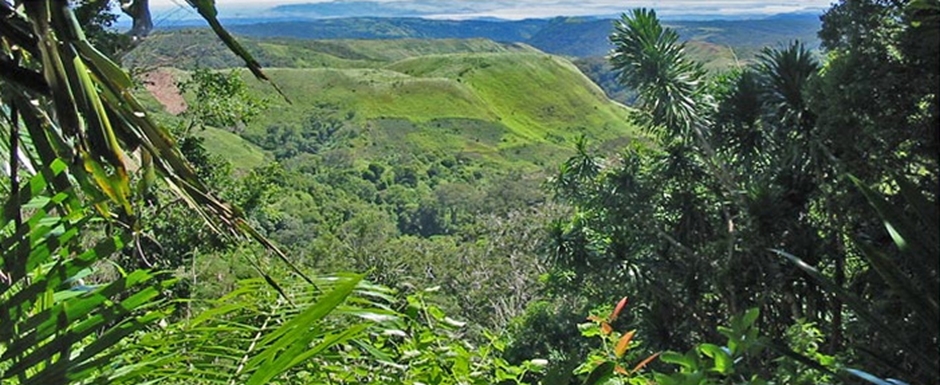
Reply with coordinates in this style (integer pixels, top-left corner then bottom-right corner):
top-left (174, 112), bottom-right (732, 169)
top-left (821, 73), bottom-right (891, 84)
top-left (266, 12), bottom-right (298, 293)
top-left (0, 0), bottom-right (937, 384)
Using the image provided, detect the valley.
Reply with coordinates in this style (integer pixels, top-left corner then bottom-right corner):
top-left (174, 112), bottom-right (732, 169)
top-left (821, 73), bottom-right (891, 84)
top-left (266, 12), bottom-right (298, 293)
top-left (123, 13), bottom-right (826, 334)
top-left (4, 0), bottom-right (935, 383)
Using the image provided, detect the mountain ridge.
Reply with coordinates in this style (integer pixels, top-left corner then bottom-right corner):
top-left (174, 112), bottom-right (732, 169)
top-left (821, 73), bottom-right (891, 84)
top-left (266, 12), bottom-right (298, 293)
top-left (221, 15), bottom-right (821, 58)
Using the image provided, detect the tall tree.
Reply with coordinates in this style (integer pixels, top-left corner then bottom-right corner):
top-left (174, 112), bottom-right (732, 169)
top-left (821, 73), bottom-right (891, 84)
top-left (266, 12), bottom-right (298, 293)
top-left (540, 3), bottom-right (937, 383)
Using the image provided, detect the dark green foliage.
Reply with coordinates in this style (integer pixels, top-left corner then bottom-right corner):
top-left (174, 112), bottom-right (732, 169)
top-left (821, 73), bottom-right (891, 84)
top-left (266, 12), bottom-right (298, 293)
top-left (806, 1), bottom-right (939, 381)
top-left (177, 67), bottom-right (268, 130)
top-left (506, 301), bottom-right (592, 367)
top-left (533, 3), bottom-right (937, 384)
top-left (250, 110), bottom-right (349, 160)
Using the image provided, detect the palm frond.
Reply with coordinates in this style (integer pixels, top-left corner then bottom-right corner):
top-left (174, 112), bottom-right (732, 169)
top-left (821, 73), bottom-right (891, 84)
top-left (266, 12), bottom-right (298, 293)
top-left (120, 275), bottom-right (394, 384)
top-left (0, 160), bottom-right (174, 385)
top-left (609, 8), bottom-right (707, 135)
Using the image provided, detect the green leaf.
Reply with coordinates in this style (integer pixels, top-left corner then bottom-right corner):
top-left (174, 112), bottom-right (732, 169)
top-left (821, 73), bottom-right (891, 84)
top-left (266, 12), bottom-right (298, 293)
top-left (741, 308), bottom-right (759, 330)
top-left (245, 276), bottom-right (362, 385)
top-left (582, 361), bottom-right (614, 385)
top-left (698, 343), bottom-right (733, 375)
top-left (660, 351), bottom-right (698, 371)
top-left (186, 0), bottom-right (289, 101)
top-left (773, 249), bottom-right (937, 374)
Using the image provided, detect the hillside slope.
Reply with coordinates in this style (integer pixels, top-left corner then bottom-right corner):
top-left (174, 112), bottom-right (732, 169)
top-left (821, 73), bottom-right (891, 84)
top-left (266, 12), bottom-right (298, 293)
top-left (241, 51), bottom-right (636, 168)
top-left (133, 36), bottom-right (639, 170)
top-left (124, 29), bottom-right (537, 70)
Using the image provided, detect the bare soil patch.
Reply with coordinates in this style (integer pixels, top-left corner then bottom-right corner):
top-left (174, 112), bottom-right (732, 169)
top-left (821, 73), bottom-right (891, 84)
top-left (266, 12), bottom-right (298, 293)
top-left (142, 68), bottom-right (187, 115)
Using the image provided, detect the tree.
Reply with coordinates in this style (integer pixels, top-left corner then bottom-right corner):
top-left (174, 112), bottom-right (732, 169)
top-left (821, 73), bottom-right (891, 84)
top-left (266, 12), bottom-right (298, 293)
top-left (177, 67), bottom-right (268, 132)
top-left (806, 0), bottom-right (939, 381)
top-left (539, 4), bottom-right (937, 383)
top-left (608, 8), bottom-right (706, 137)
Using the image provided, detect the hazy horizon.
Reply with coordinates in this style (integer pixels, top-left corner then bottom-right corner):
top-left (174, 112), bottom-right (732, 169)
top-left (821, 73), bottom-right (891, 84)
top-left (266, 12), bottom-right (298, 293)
top-left (146, 0), bottom-right (830, 22)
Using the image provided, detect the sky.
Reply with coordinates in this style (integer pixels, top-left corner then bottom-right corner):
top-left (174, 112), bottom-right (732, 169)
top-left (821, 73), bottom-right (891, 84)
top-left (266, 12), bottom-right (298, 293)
top-left (148, 0), bottom-right (833, 20)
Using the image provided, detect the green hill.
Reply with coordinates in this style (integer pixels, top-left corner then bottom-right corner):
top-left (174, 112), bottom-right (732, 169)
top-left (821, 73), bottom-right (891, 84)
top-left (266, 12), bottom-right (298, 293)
top-left (133, 35), bottom-right (639, 171)
top-left (124, 29), bottom-right (537, 70)
top-left (240, 51), bottom-right (636, 168)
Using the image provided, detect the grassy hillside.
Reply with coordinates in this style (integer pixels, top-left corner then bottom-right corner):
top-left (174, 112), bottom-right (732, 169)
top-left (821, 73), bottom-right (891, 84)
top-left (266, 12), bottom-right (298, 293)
top-left (132, 35), bottom-right (639, 171)
top-left (239, 51), bottom-right (636, 168)
top-left (133, 68), bottom-right (269, 171)
top-left (124, 29), bottom-right (535, 70)
top-left (195, 127), bottom-right (268, 171)
top-left (131, 15), bottom-right (821, 109)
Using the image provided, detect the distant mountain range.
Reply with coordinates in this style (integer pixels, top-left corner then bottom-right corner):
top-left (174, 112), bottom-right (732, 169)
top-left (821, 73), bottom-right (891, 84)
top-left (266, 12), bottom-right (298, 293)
top-left (133, 10), bottom-right (822, 110)
top-left (216, 14), bottom-right (821, 58)
top-left (267, 1), bottom-right (476, 18)
top-left (145, 1), bottom-right (826, 25)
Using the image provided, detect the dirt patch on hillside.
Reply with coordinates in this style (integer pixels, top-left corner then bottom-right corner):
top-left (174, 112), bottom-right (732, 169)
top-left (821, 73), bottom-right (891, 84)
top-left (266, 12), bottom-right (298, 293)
top-left (142, 68), bottom-right (187, 115)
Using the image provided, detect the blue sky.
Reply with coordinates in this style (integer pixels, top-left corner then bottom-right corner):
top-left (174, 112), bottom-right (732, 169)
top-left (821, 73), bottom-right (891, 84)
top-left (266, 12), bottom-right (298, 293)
top-left (149, 0), bottom-right (832, 20)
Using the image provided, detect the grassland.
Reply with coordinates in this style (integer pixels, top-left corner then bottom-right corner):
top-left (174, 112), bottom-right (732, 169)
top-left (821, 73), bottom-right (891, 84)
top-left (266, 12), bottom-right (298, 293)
top-left (237, 50), bottom-right (637, 168)
top-left (131, 33), bottom-right (640, 171)
top-left (124, 30), bottom-right (535, 70)
top-left (194, 127), bottom-right (269, 171)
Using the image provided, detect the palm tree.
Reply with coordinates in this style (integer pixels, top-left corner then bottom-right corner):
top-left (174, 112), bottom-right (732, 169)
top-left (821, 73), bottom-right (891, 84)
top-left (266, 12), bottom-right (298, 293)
top-left (756, 41), bottom-right (819, 140)
top-left (609, 8), bottom-right (745, 206)
top-left (608, 8), bottom-right (707, 137)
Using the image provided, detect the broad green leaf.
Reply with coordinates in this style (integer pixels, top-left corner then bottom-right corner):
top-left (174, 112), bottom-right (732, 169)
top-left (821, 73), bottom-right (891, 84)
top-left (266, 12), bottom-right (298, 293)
top-left (741, 308), bottom-right (759, 329)
top-left (660, 350), bottom-right (698, 371)
top-left (698, 343), bottom-right (732, 375)
top-left (582, 361), bottom-right (614, 385)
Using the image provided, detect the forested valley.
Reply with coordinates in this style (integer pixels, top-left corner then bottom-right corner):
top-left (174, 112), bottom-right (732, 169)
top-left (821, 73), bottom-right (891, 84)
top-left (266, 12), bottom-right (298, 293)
top-left (0, 0), bottom-right (937, 384)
